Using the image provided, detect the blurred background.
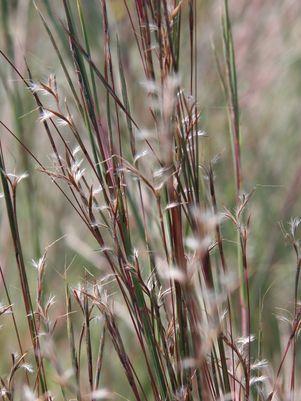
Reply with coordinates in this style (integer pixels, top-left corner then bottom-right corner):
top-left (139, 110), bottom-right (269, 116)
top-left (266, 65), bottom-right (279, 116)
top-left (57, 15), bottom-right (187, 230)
top-left (1, 0), bottom-right (301, 397)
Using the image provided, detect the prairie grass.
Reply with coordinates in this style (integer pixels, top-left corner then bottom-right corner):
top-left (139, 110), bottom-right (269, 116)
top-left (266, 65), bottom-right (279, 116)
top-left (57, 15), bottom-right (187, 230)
top-left (0, 1), bottom-right (301, 401)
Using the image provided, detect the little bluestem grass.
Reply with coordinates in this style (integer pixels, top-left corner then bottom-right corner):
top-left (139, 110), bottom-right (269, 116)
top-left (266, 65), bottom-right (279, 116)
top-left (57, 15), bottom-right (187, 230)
top-left (0, 2), bottom-right (301, 401)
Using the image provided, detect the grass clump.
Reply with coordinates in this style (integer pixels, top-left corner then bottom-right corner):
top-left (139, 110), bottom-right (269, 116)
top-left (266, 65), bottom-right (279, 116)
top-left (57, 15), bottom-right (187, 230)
top-left (0, 1), bottom-right (300, 401)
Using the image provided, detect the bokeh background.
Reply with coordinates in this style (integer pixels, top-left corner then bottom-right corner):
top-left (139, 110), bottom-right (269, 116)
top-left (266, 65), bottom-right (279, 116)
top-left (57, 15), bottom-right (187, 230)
top-left (1, 0), bottom-right (301, 397)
